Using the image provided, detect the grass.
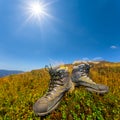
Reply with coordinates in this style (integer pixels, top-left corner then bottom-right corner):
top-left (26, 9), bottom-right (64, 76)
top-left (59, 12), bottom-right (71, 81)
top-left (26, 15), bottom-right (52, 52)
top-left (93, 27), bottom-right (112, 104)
top-left (0, 61), bottom-right (120, 120)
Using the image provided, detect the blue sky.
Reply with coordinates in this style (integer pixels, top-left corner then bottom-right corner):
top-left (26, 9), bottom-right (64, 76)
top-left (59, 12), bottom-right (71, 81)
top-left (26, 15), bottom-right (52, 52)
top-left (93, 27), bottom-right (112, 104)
top-left (0, 0), bottom-right (120, 71)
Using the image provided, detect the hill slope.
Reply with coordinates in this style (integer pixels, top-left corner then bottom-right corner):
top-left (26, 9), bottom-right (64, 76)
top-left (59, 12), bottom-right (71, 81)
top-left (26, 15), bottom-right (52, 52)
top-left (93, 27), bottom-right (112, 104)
top-left (0, 62), bottom-right (120, 120)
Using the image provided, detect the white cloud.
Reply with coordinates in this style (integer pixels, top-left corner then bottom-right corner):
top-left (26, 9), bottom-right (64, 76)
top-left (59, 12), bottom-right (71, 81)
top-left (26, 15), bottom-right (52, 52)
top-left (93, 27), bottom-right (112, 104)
top-left (82, 57), bottom-right (103, 61)
top-left (110, 45), bottom-right (118, 49)
top-left (92, 57), bottom-right (103, 61)
top-left (82, 57), bottom-right (90, 61)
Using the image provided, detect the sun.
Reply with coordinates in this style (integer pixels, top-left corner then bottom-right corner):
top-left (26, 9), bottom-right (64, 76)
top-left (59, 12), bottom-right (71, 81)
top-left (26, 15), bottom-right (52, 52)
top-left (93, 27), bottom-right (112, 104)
top-left (30, 2), bottom-right (45, 16)
top-left (27, 1), bottom-right (47, 21)
top-left (24, 0), bottom-right (55, 23)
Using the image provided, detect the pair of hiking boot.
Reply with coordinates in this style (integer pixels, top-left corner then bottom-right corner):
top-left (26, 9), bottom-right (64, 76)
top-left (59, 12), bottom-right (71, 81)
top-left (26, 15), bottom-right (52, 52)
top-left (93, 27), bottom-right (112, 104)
top-left (33, 63), bottom-right (109, 116)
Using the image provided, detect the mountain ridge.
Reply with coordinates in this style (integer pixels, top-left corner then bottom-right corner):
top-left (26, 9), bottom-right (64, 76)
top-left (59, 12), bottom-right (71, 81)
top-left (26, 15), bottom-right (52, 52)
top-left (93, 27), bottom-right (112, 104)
top-left (0, 69), bottom-right (24, 78)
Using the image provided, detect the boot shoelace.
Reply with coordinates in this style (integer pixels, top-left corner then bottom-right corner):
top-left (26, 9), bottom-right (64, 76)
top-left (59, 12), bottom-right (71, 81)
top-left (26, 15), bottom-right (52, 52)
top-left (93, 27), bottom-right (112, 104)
top-left (45, 66), bottom-right (65, 98)
top-left (78, 64), bottom-right (90, 77)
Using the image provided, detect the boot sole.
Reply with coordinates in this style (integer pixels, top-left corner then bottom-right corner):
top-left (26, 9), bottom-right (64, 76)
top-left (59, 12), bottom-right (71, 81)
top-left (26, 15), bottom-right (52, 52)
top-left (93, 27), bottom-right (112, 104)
top-left (74, 82), bottom-right (109, 94)
top-left (85, 87), bottom-right (109, 94)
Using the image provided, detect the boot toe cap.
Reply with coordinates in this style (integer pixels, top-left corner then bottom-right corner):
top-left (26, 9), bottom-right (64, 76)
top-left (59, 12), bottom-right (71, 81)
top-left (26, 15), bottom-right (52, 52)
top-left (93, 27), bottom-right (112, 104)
top-left (97, 84), bottom-right (109, 92)
top-left (33, 101), bottom-right (48, 115)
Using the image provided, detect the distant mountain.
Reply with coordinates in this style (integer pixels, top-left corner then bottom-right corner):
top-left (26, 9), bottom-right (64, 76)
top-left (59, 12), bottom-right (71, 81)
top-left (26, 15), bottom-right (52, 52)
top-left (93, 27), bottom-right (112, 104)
top-left (0, 70), bottom-right (24, 78)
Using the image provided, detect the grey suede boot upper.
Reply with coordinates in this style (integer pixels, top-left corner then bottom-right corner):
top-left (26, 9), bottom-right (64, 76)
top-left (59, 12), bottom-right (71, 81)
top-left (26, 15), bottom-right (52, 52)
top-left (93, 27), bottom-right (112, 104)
top-left (71, 63), bottom-right (109, 94)
top-left (33, 66), bottom-right (72, 116)
top-left (72, 63), bottom-right (96, 85)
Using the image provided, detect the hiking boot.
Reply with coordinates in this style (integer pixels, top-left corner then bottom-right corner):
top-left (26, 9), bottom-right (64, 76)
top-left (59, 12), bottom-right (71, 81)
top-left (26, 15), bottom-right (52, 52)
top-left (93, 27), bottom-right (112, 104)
top-left (71, 63), bottom-right (109, 94)
top-left (33, 65), bottom-right (72, 116)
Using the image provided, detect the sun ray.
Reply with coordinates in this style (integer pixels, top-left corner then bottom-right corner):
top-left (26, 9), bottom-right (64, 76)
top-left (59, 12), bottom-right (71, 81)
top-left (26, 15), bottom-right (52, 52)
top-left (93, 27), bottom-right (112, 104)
top-left (23, 0), bottom-right (56, 24)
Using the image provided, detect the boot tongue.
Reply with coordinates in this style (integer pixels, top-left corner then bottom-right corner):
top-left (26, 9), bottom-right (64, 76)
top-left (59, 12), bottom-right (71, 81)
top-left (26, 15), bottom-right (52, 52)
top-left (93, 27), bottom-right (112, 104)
top-left (48, 67), bottom-right (66, 90)
top-left (46, 67), bottom-right (66, 97)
